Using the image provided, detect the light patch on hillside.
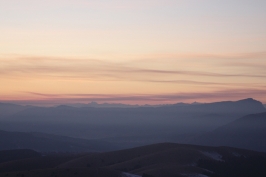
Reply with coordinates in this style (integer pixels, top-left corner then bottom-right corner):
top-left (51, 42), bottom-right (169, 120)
top-left (201, 151), bottom-right (223, 161)
top-left (122, 172), bottom-right (141, 177)
top-left (184, 174), bottom-right (209, 177)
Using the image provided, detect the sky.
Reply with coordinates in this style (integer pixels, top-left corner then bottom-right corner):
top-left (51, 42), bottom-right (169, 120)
top-left (0, 0), bottom-right (266, 105)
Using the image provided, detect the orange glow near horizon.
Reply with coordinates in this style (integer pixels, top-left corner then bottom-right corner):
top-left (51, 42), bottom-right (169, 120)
top-left (1, 54), bottom-right (266, 105)
top-left (1, 1), bottom-right (266, 105)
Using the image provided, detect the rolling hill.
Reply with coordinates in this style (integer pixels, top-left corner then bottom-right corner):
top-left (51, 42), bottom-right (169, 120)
top-left (193, 112), bottom-right (266, 152)
top-left (0, 143), bottom-right (265, 177)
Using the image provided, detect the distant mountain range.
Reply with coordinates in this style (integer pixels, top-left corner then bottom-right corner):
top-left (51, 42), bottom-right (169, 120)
top-left (0, 103), bottom-right (29, 117)
top-left (0, 98), bottom-right (266, 176)
top-left (67, 101), bottom-right (204, 108)
top-left (67, 102), bottom-right (141, 108)
top-left (0, 98), bottom-right (265, 152)
top-left (1, 110), bottom-right (265, 154)
top-left (0, 143), bottom-right (265, 177)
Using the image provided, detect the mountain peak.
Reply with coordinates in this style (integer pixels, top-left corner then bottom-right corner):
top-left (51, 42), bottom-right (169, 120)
top-left (239, 98), bottom-right (255, 102)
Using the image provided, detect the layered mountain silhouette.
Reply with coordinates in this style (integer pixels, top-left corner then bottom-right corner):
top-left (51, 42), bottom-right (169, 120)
top-left (193, 112), bottom-right (266, 152)
top-left (0, 98), bottom-right (265, 176)
top-left (0, 103), bottom-right (29, 118)
top-left (0, 98), bottom-right (265, 150)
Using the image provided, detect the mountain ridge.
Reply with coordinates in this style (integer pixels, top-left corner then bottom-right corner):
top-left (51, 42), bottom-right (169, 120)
top-left (193, 112), bottom-right (266, 152)
top-left (1, 98), bottom-right (263, 109)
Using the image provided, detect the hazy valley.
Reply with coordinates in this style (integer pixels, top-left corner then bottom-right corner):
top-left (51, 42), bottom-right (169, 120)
top-left (0, 98), bottom-right (266, 176)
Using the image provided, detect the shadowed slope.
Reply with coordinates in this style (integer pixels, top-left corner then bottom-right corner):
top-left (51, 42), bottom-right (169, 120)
top-left (58, 143), bottom-right (266, 177)
top-left (0, 149), bottom-right (41, 163)
top-left (193, 112), bottom-right (266, 152)
top-left (0, 143), bottom-right (265, 177)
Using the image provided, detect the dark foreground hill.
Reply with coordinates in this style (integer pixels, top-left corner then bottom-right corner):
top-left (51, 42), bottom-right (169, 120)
top-left (0, 143), bottom-right (265, 177)
top-left (0, 149), bottom-right (41, 163)
top-left (193, 112), bottom-right (266, 152)
top-left (0, 130), bottom-right (118, 152)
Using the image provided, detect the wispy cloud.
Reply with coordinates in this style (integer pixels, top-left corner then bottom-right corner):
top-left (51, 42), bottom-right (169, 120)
top-left (126, 51), bottom-right (266, 61)
top-left (1, 54), bottom-right (266, 105)
top-left (1, 55), bottom-right (266, 82)
top-left (143, 79), bottom-right (265, 87)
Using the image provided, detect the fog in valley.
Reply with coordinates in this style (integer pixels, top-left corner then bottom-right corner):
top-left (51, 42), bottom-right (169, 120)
top-left (0, 98), bottom-right (265, 152)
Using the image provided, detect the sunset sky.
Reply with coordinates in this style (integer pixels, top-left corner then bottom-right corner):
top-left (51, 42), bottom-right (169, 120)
top-left (1, 0), bottom-right (266, 105)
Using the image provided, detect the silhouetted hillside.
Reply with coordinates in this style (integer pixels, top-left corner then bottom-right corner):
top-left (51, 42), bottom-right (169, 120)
top-left (58, 143), bottom-right (266, 177)
top-left (0, 153), bottom-right (84, 173)
top-left (0, 149), bottom-right (41, 163)
top-left (0, 143), bottom-right (265, 177)
top-left (166, 98), bottom-right (265, 114)
top-left (193, 112), bottom-right (266, 152)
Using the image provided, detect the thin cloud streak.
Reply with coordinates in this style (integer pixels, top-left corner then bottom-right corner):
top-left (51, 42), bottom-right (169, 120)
top-left (144, 79), bottom-right (266, 88)
top-left (221, 61), bottom-right (266, 70)
top-left (1, 56), bottom-right (266, 80)
top-left (126, 51), bottom-right (266, 62)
